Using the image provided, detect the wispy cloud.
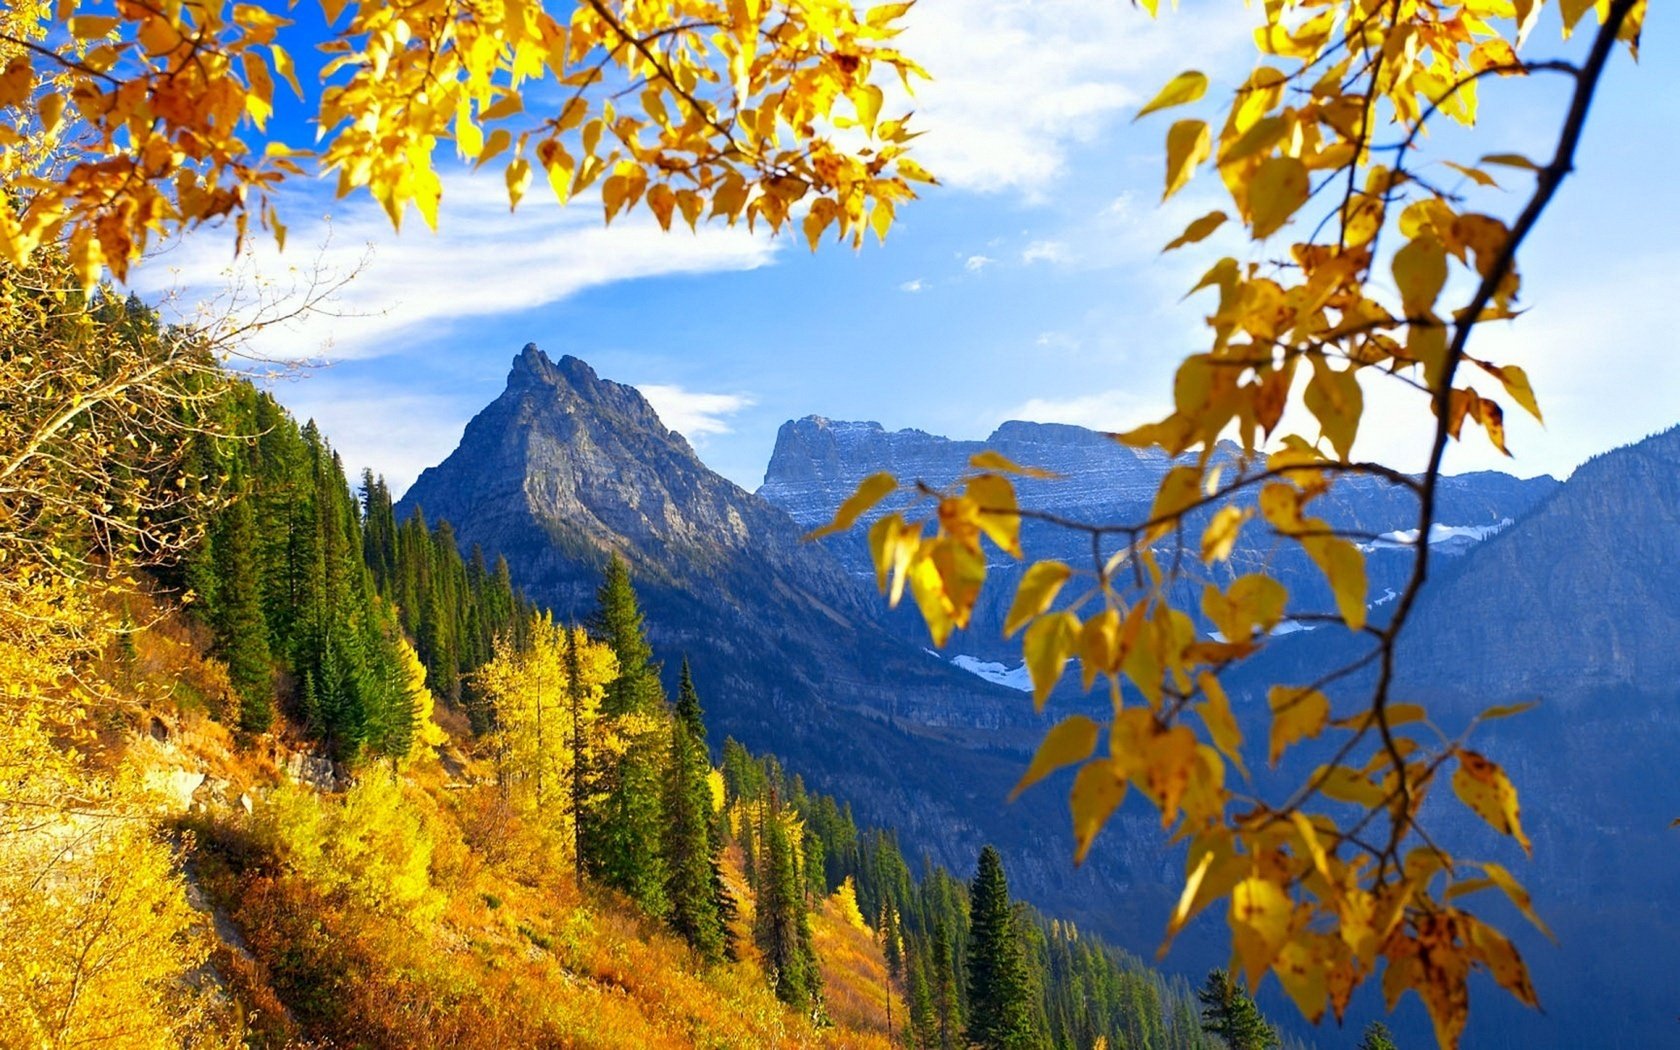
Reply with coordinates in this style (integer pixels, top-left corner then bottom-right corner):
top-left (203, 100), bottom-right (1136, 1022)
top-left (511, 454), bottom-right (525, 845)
top-left (900, 278), bottom-right (926, 293)
top-left (636, 385), bottom-right (756, 444)
top-left (964, 254), bottom-right (995, 272)
top-left (894, 1), bottom-right (1250, 195)
top-left (1004, 389), bottom-right (1155, 433)
top-left (130, 174), bottom-right (779, 362)
top-left (266, 380), bottom-right (477, 498)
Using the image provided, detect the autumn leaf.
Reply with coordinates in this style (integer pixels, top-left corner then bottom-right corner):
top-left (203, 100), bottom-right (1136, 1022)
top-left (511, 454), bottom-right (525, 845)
top-left (1004, 561), bottom-right (1072, 637)
top-left (1010, 715), bottom-right (1100, 801)
top-left (1249, 156), bottom-right (1309, 238)
top-left (1453, 749), bottom-right (1531, 854)
top-left (1268, 686), bottom-right (1330, 767)
top-left (1136, 71), bottom-right (1209, 120)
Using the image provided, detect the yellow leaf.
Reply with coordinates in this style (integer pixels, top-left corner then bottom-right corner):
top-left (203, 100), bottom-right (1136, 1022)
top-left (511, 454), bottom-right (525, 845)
top-left (1070, 759), bottom-right (1127, 864)
top-left (1195, 672), bottom-right (1246, 776)
top-left (1275, 937), bottom-right (1329, 1023)
top-left (969, 450), bottom-right (1058, 478)
top-left (1482, 152), bottom-right (1540, 171)
top-left (1230, 877), bottom-right (1291, 987)
top-left (1268, 685), bottom-right (1329, 767)
top-left (1024, 611), bottom-right (1080, 711)
top-left (1477, 361), bottom-right (1543, 423)
top-left (1453, 749), bottom-right (1531, 854)
top-left (850, 84), bottom-right (884, 133)
top-left (1479, 862), bottom-right (1554, 940)
top-left (1466, 915), bottom-right (1539, 1008)
top-left (1010, 715), bottom-right (1100, 801)
top-left (868, 513), bottom-right (921, 605)
top-left (966, 473), bottom-right (1022, 556)
top-left (70, 15), bottom-right (119, 38)
top-left (1249, 156), bottom-right (1309, 239)
top-left (1303, 358), bottom-right (1362, 461)
top-left (1316, 763), bottom-right (1387, 807)
top-left (1078, 609), bottom-right (1120, 690)
top-left (1200, 505), bottom-right (1248, 563)
top-left (1004, 561), bottom-right (1072, 637)
top-left (1164, 119), bottom-right (1211, 201)
top-left (1393, 234), bottom-right (1448, 318)
top-left (1136, 70), bottom-right (1208, 120)
top-left (1478, 700), bottom-right (1538, 722)
top-left (1303, 534), bottom-right (1366, 631)
top-left (807, 471), bottom-right (897, 539)
top-left (1163, 210), bottom-right (1228, 252)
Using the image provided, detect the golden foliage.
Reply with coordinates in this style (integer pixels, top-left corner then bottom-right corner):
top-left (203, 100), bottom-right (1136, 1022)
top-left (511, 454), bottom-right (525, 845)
top-left (0, 576), bottom-right (226, 1049)
top-left (809, 1), bottom-right (1647, 1045)
top-left (0, 0), bottom-right (930, 283)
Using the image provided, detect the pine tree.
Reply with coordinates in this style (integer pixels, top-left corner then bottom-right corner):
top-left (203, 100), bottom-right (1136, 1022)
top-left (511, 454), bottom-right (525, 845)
top-left (587, 554), bottom-right (668, 915)
top-left (753, 789), bottom-right (822, 1016)
top-left (964, 845), bottom-right (1039, 1049)
top-left (211, 492), bottom-right (274, 732)
top-left (1356, 1021), bottom-right (1399, 1050)
top-left (1196, 969), bottom-right (1279, 1050)
top-left (661, 659), bottom-right (728, 961)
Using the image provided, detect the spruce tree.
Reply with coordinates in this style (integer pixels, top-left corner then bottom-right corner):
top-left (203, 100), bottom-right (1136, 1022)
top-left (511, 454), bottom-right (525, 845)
top-left (753, 788), bottom-right (822, 1016)
top-left (964, 845), bottom-right (1039, 1049)
top-left (1356, 1021), bottom-right (1399, 1050)
top-left (907, 941), bottom-right (937, 1049)
top-left (661, 658), bottom-right (728, 961)
top-left (587, 554), bottom-right (668, 915)
top-left (211, 493), bottom-right (274, 732)
top-left (1197, 969), bottom-right (1279, 1050)
top-left (932, 921), bottom-right (962, 1050)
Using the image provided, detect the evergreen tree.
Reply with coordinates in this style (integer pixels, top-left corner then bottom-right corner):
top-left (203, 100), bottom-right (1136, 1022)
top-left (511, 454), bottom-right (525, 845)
top-left (210, 492), bottom-right (274, 732)
top-left (661, 659), bottom-right (728, 961)
top-left (932, 920), bottom-right (962, 1049)
top-left (964, 845), bottom-right (1039, 1049)
top-left (907, 941), bottom-right (937, 1050)
top-left (753, 787), bottom-right (822, 1017)
top-left (586, 554), bottom-right (668, 915)
top-left (1356, 1021), bottom-right (1399, 1050)
top-left (1197, 970), bottom-right (1279, 1050)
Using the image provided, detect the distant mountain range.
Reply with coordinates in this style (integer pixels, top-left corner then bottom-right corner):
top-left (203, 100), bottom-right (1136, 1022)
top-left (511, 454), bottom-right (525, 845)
top-left (400, 346), bottom-right (1678, 1048)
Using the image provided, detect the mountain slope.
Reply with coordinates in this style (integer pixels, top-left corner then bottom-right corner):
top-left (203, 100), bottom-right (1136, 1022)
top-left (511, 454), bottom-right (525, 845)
top-left (394, 347), bottom-right (1137, 931)
top-left (1217, 425), bottom-right (1680, 1049)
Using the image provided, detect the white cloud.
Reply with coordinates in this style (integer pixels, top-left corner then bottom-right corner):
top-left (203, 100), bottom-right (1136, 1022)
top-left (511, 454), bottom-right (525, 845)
top-left (893, 1), bottom-right (1251, 195)
top-left (636, 385), bottom-right (756, 444)
top-left (1005, 388), bottom-right (1156, 433)
top-left (129, 174), bottom-right (778, 362)
top-left (1021, 240), bottom-right (1067, 265)
top-left (965, 254), bottom-right (995, 272)
top-left (900, 278), bottom-right (926, 293)
top-left (265, 381), bottom-right (473, 498)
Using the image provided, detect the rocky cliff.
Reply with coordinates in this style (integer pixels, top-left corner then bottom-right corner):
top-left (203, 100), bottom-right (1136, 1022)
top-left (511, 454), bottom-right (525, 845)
top-left (759, 415), bottom-right (1558, 665)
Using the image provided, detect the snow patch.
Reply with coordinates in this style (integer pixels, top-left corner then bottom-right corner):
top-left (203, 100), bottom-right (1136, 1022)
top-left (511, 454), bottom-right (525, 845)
top-left (950, 654), bottom-right (1034, 692)
top-left (1362, 519), bottom-right (1513, 551)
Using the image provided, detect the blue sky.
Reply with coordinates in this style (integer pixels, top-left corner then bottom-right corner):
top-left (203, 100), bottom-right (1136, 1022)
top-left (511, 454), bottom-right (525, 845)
top-left (130, 2), bottom-right (1680, 497)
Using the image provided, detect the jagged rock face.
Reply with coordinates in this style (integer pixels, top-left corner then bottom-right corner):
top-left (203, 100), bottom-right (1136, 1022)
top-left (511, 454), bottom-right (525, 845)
top-left (760, 417), bottom-right (1172, 525)
top-left (759, 414), bottom-right (1559, 663)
